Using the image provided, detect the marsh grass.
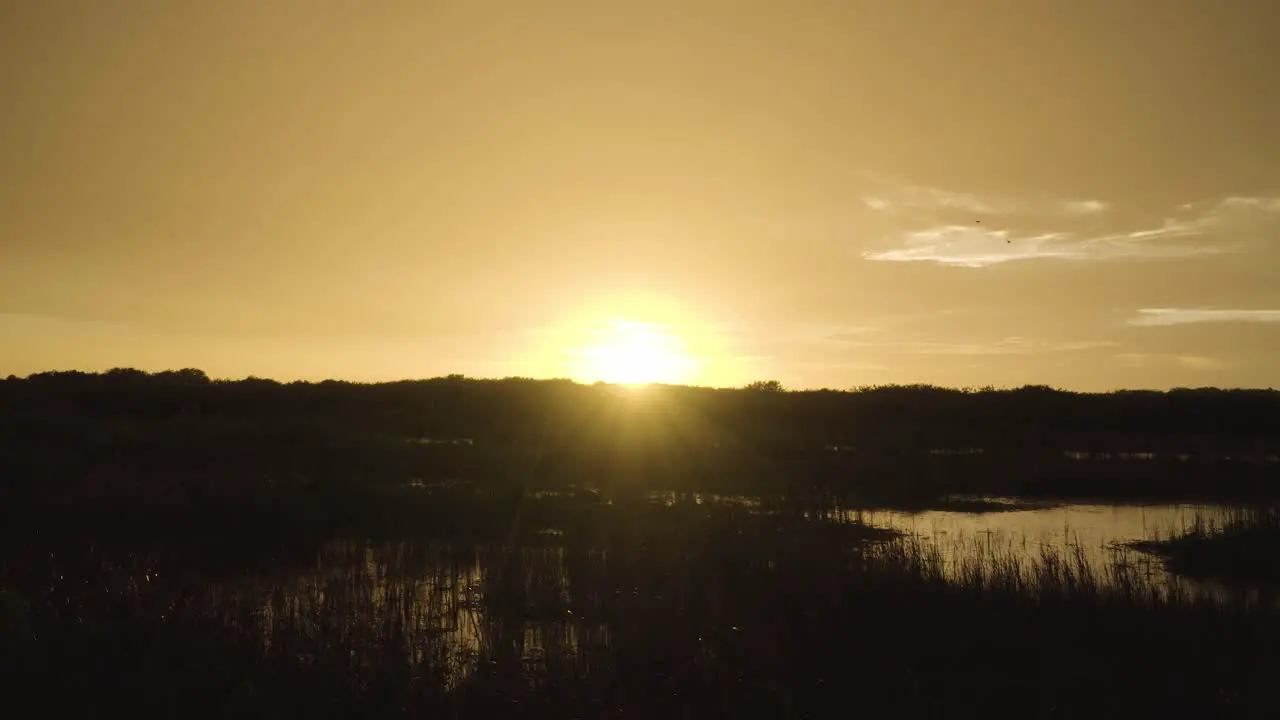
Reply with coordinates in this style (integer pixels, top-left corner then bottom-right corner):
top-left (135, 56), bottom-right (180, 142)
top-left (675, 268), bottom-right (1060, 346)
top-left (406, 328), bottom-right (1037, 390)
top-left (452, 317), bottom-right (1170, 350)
top-left (5, 493), bottom-right (1279, 718)
top-left (1133, 506), bottom-right (1280, 584)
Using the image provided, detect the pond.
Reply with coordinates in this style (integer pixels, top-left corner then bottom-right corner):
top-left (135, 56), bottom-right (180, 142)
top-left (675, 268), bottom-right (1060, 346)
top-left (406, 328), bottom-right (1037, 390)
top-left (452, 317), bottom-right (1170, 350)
top-left (835, 498), bottom-right (1273, 605)
top-left (641, 491), bottom-right (1271, 604)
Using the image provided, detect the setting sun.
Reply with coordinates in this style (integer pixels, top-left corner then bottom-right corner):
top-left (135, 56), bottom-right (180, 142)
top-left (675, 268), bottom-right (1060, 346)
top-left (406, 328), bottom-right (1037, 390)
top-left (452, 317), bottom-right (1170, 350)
top-left (567, 319), bottom-right (700, 386)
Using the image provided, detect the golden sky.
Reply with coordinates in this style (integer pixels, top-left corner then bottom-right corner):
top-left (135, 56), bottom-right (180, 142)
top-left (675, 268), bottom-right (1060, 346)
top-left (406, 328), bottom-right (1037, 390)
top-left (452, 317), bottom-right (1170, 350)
top-left (3, 1), bottom-right (1279, 390)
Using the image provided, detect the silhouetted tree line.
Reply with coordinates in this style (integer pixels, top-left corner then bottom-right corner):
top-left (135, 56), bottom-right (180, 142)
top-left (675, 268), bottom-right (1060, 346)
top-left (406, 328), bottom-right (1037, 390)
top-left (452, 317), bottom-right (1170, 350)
top-left (4, 370), bottom-right (1278, 445)
top-left (2, 369), bottom-right (1278, 506)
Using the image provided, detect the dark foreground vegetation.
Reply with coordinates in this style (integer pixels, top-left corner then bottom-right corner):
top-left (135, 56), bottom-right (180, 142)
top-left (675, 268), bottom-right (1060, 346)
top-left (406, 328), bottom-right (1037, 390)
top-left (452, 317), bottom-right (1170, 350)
top-left (3, 491), bottom-right (1279, 718)
top-left (1134, 506), bottom-right (1280, 584)
top-left (3, 370), bottom-right (1280, 717)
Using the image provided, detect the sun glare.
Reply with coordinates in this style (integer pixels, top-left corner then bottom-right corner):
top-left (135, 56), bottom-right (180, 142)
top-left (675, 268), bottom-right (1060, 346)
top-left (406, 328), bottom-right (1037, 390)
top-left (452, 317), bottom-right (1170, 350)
top-left (569, 319), bottom-right (699, 386)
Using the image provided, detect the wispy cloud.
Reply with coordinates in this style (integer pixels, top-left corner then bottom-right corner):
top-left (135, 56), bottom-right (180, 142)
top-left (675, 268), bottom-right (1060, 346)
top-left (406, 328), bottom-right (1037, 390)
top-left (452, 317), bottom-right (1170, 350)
top-left (861, 190), bottom-right (1107, 218)
top-left (859, 175), bottom-right (1108, 217)
top-left (1113, 353), bottom-right (1233, 371)
top-left (1177, 355), bottom-right (1233, 371)
top-left (1128, 308), bottom-right (1280, 327)
top-left (1114, 353), bottom-right (1150, 368)
top-left (863, 222), bottom-right (1233, 267)
top-left (816, 327), bottom-right (877, 343)
top-left (1059, 199), bottom-right (1109, 216)
top-left (1214, 196), bottom-right (1280, 213)
top-left (862, 191), bottom-right (1280, 268)
top-left (793, 359), bottom-right (889, 372)
top-left (837, 336), bottom-right (1116, 356)
top-left (862, 188), bottom-right (1002, 215)
top-left (724, 323), bottom-right (877, 357)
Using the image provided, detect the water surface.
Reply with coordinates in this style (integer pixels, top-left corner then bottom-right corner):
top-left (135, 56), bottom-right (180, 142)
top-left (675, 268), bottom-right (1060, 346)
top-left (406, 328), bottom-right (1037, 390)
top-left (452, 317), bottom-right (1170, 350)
top-left (843, 498), bottom-right (1269, 603)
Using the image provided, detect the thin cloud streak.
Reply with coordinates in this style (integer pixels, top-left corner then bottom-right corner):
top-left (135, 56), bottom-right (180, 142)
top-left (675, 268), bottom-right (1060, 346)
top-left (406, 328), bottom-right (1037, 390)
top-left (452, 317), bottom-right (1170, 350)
top-left (1217, 196), bottom-right (1280, 213)
top-left (862, 223), bottom-right (1231, 268)
top-left (1113, 353), bottom-right (1234, 372)
top-left (1129, 309), bottom-right (1280, 327)
top-left (701, 321), bottom-right (876, 342)
top-left (861, 190), bottom-right (1108, 218)
top-left (838, 337), bottom-right (1117, 356)
top-left (1177, 355), bottom-right (1234, 371)
top-left (1060, 199), bottom-right (1109, 215)
top-left (858, 174), bottom-right (1108, 217)
top-left (724, 324), bottom-right (878, 357)
top-left (862, 192), bottom-right (1280, 267)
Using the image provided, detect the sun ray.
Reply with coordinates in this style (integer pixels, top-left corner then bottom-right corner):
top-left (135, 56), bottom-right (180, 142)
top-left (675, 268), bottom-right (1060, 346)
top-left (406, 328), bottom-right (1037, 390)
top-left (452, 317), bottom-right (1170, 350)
top-left (566, 318), bottom-right (700, 386)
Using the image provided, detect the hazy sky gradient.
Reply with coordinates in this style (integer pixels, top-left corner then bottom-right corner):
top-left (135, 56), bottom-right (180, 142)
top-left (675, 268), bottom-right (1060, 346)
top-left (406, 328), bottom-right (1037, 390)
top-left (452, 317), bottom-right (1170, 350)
top-left (3, 0), bottom-right (1278, 389)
